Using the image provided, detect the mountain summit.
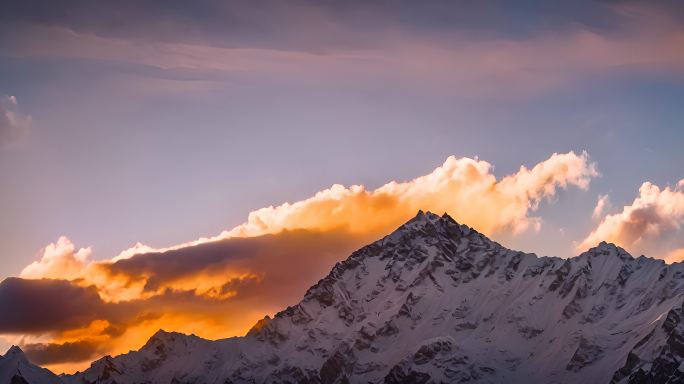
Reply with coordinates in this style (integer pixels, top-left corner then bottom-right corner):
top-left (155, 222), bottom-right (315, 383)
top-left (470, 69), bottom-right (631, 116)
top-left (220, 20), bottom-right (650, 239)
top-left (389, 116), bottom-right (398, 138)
top-left (8, 212), bottom-right (684, 383)
top-left (0, 346), bottom-right (62, 384)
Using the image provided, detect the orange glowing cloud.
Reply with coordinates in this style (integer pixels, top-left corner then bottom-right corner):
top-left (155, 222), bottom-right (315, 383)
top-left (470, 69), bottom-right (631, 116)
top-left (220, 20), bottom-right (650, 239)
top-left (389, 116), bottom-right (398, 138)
top-left (10, 231), bottom-right (368, 373)
top-left (23, 151), bottom-right (598, 287)
top-left (664, 248), bottom-right (684, 264)
top-left (9, 151), bottom-right (598, 372)
top-left (21, 236), bottom-right (92, 281)
top-left (577, 179), bottom-right (684, 259)
top-left (18, 151), bottom-right (599, 305)
top-left (109, 151), bottom-right (596, 259)
top-left (222, 151), bottom-right (597, 238)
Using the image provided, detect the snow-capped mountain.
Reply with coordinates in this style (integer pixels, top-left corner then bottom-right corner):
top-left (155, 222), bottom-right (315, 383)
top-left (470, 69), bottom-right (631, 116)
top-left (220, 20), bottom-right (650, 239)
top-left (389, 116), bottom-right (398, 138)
top-left (11, 212), bottom-right (684, 383)
top-left (0, 346), bottom-right (62, 384)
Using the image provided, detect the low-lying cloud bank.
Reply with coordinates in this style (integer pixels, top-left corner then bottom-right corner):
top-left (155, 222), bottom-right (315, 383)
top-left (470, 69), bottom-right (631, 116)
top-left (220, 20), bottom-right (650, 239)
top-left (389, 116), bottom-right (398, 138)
top-left (2, 151), bottom-right (598, 371)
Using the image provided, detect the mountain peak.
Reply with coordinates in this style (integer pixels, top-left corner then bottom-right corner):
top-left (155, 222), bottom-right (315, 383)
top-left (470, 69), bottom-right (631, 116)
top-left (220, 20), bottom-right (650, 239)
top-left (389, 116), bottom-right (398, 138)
top-left (0, 345), bottom-right (63, 384)
top-left (407, 210), bottom-right (442, 224)
top-left (143, 329), bottom-right (177, 349)
top-left (143, 329), bottom-right (201, 351)
top-left (583, 241), bottom-right (633, 261)
top-left (152, 329), bottom-right (171, 338)
top-left (400, 210), bottom-right (457, 230)
top-left (390, 210), bottom-right (484, 245)
top-left (5, 345), bottom-right (25, 359)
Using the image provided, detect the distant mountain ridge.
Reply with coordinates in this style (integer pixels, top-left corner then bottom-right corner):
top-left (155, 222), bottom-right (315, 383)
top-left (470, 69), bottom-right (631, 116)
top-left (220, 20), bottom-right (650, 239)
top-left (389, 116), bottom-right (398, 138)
top-left (3, 211), bottom-right (684, 383)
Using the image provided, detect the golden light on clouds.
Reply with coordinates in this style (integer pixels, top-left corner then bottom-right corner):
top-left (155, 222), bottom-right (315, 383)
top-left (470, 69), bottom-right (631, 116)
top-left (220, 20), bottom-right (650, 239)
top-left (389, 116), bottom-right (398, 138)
top-left (664, 248), bottom-right (684, 264)
top-left (6, 151), bottom-right (599, 373)
top-left (21, 236), bottom-right (92, 281)
top-left (224, 151), bottom-right (598, 239)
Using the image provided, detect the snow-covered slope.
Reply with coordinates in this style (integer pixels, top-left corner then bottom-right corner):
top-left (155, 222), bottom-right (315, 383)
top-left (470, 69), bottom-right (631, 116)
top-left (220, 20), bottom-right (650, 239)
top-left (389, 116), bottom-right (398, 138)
top-left (0, 346), bottom-right (62, 384)
top-left (16, 212), bottom-right (684, 382)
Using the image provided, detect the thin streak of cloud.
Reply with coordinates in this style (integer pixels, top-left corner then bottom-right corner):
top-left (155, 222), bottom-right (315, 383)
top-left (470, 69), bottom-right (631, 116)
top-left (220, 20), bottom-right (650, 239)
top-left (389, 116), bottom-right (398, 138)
top-left (2, 3), bottom-right (684, 98)
top-left (592, 194), bottom-right (611, 220)
top-left (0, 95), bottom-right (31, 147)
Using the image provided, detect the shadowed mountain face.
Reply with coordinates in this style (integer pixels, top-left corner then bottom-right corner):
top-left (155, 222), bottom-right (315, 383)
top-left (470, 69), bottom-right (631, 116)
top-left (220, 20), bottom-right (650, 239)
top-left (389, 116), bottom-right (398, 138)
top-left (5, 212), bottom-right (684, 383)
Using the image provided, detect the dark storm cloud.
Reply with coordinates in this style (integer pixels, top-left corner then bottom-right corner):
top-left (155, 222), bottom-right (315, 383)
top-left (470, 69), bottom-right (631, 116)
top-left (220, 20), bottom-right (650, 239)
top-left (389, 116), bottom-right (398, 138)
top-left (0, 278), bottom-right (174, 334)
top-left (22, 340), bottom-right (102, 365)
top-left (0, 278), bottom-right (112, 333)
top-left (0, 276), bottom-right (269, 338)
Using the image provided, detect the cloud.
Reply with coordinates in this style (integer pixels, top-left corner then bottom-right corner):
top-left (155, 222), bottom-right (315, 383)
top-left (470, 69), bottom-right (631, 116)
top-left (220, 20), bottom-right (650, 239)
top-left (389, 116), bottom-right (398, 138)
top-left (18, 151), bottom-right (598, 301)
top-left (3, 231), bottom-right (368, 368)
top-left (2, 0), bottom-right (683, 53)
top-left (103, 229), bottom-right (368, 302)
top-left (0, 278), bottom-right (113, 333)
top-left (0, 96), bottom-right (31, 146)
top-left (89, 151), bottom-right (597, 265)
top-left (220, 151), bottom-right (597, 238)
top-left (21, 237), bottom-right (92, 281)
top-left (578, 179), bottom-right (684, 257)
top-left (7, 151), bottom-right (597, 372)
top-left (664, 248), bottom-right (684, 264)
top-left (592, 194), bottom-right (611, 220)
top-left (0, 0), bottom-right (640, 50)
top-left (22, 340), bottom-right (103, 365)
top-left (1, 3), bottom-right (683, 98)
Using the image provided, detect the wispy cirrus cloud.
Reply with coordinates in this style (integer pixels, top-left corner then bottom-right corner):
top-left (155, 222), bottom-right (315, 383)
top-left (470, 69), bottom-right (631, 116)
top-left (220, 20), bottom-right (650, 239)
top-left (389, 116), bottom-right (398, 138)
top-left (592, 194), bottom-right (611, 220)
top-left (2, 2), bottom-right (683, 98)
top-left (0, 95), bottom-right (31, 147)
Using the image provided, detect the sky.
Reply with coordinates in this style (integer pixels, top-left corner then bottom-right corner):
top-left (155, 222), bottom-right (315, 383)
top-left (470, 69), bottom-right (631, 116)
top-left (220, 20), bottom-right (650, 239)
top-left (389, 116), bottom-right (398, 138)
top-left (1, 0), bottom-right (684, 374)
